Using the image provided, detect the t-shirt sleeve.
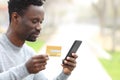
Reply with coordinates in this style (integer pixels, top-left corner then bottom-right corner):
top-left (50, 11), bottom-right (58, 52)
top-left (53, 71), bottom-right (70, 80)
top-left (33, 71), bottom-right (48, 80)
top-left (33, 71), bottom-right (70, 80)
top-left (0, 44), bottom-right (31, 80)
top-left (0, 63), bottom-right (30, 80)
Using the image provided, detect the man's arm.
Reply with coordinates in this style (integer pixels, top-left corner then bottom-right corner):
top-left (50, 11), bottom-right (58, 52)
top-left (53, 71), bottom-right (70, 80)
top-left (0, 63), bottom-right (29, 80)
top-left (0, 54), bottom-right (49, 80)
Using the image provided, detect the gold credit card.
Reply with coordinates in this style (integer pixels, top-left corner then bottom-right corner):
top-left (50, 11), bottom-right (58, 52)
top-left (46, 45), bottom-right (61, 56)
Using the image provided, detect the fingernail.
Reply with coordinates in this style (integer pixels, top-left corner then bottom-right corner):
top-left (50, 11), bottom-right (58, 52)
top-left (67, 57), bottom-right (70, 59)
top-left (64, 60), bottom-right (67, 63)
top-left (72, 53), bottom-right (75, 55)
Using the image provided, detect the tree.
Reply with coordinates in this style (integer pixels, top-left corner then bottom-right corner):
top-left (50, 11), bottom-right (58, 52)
top-left (92, 0), bottom-right (106, 36)
top-left (110, 0), bottom-right (119, 52)
top-left (93, 0), bottom-right (120, 52)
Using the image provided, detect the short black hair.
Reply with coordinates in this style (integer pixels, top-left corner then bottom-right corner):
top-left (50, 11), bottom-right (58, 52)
top-left (8, 0), bottom-right (45, 22)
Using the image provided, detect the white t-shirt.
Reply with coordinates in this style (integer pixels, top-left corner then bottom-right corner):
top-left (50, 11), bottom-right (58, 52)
top-left (0, 34), bottom-right (69, 80)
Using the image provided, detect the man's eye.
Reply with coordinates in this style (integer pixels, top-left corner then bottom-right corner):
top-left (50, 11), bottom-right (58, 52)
top-left (32, 20), bottom-right (38, 24)
top-left (40, 21), bottom-right (43, 24)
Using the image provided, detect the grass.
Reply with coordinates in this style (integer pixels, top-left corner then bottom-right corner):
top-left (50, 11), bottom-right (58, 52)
top-left (26, 39), bottom-right (45, 53)
top-left (99, 51), bottom-right (120, 80)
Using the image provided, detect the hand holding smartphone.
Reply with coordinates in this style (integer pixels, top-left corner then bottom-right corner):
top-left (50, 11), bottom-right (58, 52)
top-left (63, 40), bottom-right (82, 64)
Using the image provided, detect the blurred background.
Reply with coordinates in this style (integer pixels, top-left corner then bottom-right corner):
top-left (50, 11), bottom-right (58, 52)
top-left (0, 0), bottom-right (120, 80)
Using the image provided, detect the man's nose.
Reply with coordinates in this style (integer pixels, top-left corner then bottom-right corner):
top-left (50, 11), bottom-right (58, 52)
top-left (36, 23), bottom-right (41, 31)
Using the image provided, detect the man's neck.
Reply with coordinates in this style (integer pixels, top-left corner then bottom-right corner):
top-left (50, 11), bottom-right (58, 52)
top-left (6, 32), bottom-right (25, 47)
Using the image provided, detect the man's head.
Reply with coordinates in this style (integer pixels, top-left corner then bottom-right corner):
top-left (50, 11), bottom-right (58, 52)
top-left (7, 0), bottom-right (45, 42)
top-left (8, 0), bottom-right (45, 22)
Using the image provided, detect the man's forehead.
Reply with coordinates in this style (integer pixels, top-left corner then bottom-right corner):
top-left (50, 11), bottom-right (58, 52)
top-left (25, 5), bottom-right (44, 15)
top-left (23, 5), bottom-right (44, 19)
top-left (28, 5), bottom-right (44, 11)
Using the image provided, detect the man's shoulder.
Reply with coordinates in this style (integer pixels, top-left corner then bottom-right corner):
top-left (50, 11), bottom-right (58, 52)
top-left (0, 33), bottom-right (5, 42)
top-left (0, 42), bottom-right (5, 55)
top-left (0, 33), bottom-right (6, 45)
top-left (0, 34), bottom-right (5, 48)
top-left (0, 34), bottom-right (11, 54)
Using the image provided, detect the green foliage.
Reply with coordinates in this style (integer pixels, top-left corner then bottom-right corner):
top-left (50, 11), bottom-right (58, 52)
top-left (99, 51), bottom-right (120, 80)
top-left (26, 40), bottom-right (45, 53)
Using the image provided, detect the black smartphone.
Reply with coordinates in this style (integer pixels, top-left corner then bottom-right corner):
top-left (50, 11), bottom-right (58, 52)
top-left (63, 40), bottom-right (82, 64)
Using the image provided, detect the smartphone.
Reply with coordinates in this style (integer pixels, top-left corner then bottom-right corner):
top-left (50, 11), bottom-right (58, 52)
top-left (63, 40), bottom-right (82, 64)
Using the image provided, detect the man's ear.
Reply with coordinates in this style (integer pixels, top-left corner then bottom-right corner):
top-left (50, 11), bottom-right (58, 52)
top-left (11, 12), bottom-right (20, 23)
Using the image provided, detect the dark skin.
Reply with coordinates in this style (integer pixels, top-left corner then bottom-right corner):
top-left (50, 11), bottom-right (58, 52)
top-left (6, 5), bottom-right (78, 75)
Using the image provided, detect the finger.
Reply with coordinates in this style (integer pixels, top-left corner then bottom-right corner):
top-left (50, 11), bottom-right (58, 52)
top-left (32, 54), bottom-right (49, 59)
top-left (31, 55), bottom-right (49, 63)
top-left (34, 62), bottom-right (47, 68)
top-left (72, 53), bottom-right (78, 58)
top-left (35, 65), bottom-right (46, 72)
top-left (64, 60), bottom-right (76, 67)
top-left (34, 63), bottom-right (47, 72)
top-left (38, 64), bottom-right (46, 70)
top-left (66, 57), bottom-right (76, 63)
top-left (31, 59), bottom-right (46, 64)
top-left (33, 58), bottom-right (49, 65)
top-left (34, 58), bottom-right (49, 62)
top-left (71, 53), bottom-right (78, 58)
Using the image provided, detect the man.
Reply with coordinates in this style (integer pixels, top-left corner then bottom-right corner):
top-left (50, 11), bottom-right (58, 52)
top-left (0, 0), bottom-right (78, 80)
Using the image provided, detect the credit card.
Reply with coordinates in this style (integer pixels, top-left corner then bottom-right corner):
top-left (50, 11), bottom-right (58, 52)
top-left (46, 45), bottom-right (61, 56)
